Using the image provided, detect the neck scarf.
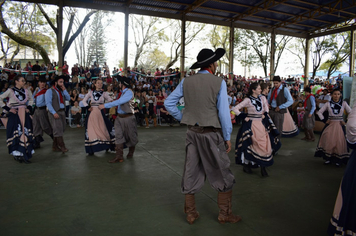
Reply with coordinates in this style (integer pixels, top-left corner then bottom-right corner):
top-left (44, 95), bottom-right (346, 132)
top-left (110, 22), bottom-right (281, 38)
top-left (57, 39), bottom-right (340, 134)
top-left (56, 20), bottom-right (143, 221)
top-left (202, 68), bottom-right (213, 74)
top-left (330, 99), bottom-right (343, 115)
top-left (12, 87), bottom-right (26, 101)
top-left (93, 90), bottom-right (103, 101)
top-left (34, 88), bottom-right (47, 98)
top-left (270, 85), bottom-right (280, 103)
top-left (53, 86), bottom-right (64, 104)
top-left (249, 95), bottom-right (262, 112)
top-left (304, 94), bottom-right (314, 108)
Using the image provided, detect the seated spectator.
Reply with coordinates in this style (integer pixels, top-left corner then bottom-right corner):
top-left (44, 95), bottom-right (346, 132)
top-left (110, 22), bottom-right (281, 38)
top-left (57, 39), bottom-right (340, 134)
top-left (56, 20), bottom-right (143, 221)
top-left (159, 106), bottom-right (173, 126)
top-left (142, 102), bottom-right (156, 128)
top-left (71, 101), bottom-right (82, 128)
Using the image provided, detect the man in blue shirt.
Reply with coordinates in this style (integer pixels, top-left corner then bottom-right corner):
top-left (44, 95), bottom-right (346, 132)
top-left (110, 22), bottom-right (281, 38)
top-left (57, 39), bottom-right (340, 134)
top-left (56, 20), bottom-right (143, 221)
top-left (45, 76), bottom-right (70, 153)
top-left (164, 48), bottom-right (241, 225)
top-left (32, 77), bottom-right (53, 149)
top-left (99, 76), bottom-right (138, 163)
top-left (267, 76), bottom-right (293, 139)
top-left (301, 87), bottom-right (316, 141)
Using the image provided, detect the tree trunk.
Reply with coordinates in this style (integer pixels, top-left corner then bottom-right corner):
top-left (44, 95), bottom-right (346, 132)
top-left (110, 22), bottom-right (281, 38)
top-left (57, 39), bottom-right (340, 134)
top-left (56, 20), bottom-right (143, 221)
top-left (0, 1), bottom-right (50, 64)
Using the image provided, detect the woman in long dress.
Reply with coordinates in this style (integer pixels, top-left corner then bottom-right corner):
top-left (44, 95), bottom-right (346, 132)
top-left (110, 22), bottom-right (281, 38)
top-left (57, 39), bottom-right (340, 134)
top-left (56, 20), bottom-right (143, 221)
top-left (82, 79), bottom-right (115, 155)
top-left (315, 89), bottom-right (351, 166)
top-left (232, 83), bottom-right (281, 177)
top-left (282, 109), bottom-right (299, 137)
top-left (327, 102), bottom-right (356, 235)
top-left (0, 74), bottom-right (34, 163)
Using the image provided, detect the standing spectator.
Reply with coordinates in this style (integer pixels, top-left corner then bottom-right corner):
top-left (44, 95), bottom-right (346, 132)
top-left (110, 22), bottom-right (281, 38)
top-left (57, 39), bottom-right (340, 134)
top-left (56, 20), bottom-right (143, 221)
top-left (25, 70), bottom-right (35, 87)
top-left (32, 61), bottom-right (41, 72)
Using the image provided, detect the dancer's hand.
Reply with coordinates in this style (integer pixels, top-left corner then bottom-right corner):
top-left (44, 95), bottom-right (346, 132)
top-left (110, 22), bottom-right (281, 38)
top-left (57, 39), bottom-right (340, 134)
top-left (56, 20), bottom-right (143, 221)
top-left (244, 117), bottom-right (250, 122)
top-left (25, 109), bottom-right (30, 113)
top-left (326, 120), bottom-right (331, 124)
top-left (308, 114), bottom-right (312, 118)
top-left (275, 106), bottom-right (280, 112)
top-left (53, 113), bottom-right (59, 119)
top-left (88, 107), bottom-right (93, 112)
top-left (98, 104), bottom-right (105, 110)
top-left (340, 121), bottom-right (346, 126)
top-left (10, 109), bottom-right (17, 114)
top-left (225, 140), bottom-right (231, 153)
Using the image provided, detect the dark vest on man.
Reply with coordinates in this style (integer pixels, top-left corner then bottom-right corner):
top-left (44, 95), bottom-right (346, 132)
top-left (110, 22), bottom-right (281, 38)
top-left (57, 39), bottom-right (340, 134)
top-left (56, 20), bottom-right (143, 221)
top-left (50, 88), bottom-right (61, 112)
top-left (276, 87), bottom-right (287, 114)
top-left (120, 89), bottom-right (135, 114)
top-left (181, 73), bottom-right (222, 128)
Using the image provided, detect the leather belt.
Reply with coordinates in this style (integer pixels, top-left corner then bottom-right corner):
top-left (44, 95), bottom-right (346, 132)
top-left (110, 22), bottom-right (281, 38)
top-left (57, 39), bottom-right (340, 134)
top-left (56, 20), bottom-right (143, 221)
top-left (37, 106), bottom-right (46, 110)
top-left (118, 113), bottom-right (133, 118)
top-left (188, 125), bottom-right (222, 134)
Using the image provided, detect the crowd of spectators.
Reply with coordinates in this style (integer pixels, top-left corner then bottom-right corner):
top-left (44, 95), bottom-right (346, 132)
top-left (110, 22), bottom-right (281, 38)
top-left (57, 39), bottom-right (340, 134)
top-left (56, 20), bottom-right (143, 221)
top-left (0, 60), bottom-right (347, 128)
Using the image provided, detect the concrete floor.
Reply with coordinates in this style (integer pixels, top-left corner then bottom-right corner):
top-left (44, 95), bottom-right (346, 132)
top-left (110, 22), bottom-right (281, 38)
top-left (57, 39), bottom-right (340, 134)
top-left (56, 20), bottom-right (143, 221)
top-left (0, 124), bottom-right (345, 236)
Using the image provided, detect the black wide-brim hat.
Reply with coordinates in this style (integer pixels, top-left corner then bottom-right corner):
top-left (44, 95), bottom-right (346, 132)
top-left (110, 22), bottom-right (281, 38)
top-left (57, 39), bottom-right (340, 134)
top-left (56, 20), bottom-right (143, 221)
top-left (190, 48), bottom-right (225, 69)
top-left (118, 75), bottom-right (131, 87)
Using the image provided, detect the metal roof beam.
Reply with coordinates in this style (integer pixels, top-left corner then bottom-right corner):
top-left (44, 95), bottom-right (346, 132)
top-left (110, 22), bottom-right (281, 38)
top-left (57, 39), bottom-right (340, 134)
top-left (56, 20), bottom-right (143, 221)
top-left (309, 24), bottom-right (356, 38)
top-left (183, 0), bottom-right (209, 14)
top-left (232, 0), bottom-right (288, 22)
top-left (292, 0), bottom-right (352, 15)
top-left (274, 0), bottom-right (355, 29)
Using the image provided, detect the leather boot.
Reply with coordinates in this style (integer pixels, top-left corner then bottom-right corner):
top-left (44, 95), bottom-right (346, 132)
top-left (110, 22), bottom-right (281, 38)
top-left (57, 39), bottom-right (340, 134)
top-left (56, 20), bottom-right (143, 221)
top-left (109, 144), bottom-right (124, 163)
top-left (308, 129), bottom-right (315, 142)
top-left (217, 190), bottom-right (242, 224)
top-left (52, 137), bottom-right (61, 152)
top-left (301, 130), bottom-right (310, 140)
top-left (57, 136), bottom-right (69, 153)
top-left (127, 146), bottom-right (135, 159)
top-left (33, 136), bottom-right (41, 149)
top-left (243, 164), bottom-right (253, 174)
top-left (145, 117), bottom-right (150, 128)
top-left (154, 118), bottom-right (157, 127)
top-left (184, 194), bottom-right (199, 224)
top-left (261, 166), bottom-right (269, 177)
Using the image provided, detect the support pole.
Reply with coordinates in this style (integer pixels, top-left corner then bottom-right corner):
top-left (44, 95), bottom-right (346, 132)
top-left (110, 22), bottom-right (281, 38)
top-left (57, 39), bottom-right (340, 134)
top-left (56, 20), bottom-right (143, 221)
top-left (304, 38), bottom-right (310, 86)
top-left (229, 22), bottom-right (234, 76)
top-left (57, 0), bottom-right (63, 72)
top-left (124, 9), bottom-right (129, 76)
top-left (180, 15), bottom-right (186, 80)
top-left (269, 29), bottom-right (276, 80)
top-left (350, 29), bottom-right (355, 77)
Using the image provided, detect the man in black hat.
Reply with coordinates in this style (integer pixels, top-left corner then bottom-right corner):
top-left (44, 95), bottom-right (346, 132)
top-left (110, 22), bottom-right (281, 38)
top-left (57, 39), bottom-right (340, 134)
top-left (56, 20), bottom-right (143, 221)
top-left (32, 76), bottom-right (53, 149)
top-left (267, 76), bottom-right (293, 139)
top-left (164, 48), bottom-right (241, 225)
top-left (99, 76), bottom-right (138, 163)
top-left (45, 75), bottom-right (70, 153)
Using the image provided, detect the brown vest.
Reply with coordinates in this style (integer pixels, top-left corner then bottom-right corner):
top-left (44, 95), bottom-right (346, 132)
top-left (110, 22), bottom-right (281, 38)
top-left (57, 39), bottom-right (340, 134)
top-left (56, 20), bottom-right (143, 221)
top-left (276, 86), bottom-right (287, 114)
top-left (120, 89), bottom-right (135, 114)
top-left (180, 73), bottom-right (222, 128)
top-left (51, 88), bottom-right (60, 112)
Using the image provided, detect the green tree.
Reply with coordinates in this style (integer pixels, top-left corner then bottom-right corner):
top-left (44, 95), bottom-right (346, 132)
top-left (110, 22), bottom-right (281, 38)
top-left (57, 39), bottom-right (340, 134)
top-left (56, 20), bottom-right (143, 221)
top-left (138, 47), bottom-right (169, 71)
top-left (0, 0), bottom-right (96, 64)
top-left (310, 36), bottom-right (336, 79)
top-left (319, 32), bottom-right (350, 79)
top-left (86, 11), bottom-right (109, 67)
top-left (238, 30), bottom-right (292, 77)
top-left (130, 15), bottom-right (169, 68)
top-left (165, 20), bottom-right (205, 70)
